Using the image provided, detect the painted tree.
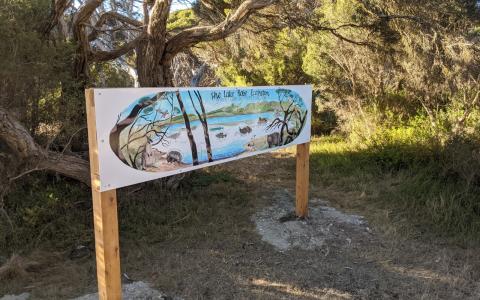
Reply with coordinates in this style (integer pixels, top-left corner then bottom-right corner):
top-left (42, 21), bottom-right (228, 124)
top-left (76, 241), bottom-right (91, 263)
top-left (267, 89), bottom-right (308, 145)
top-left (120, 92), bottom-right (180, 168)
top-left (188, 90), bottom-right (213, 162)
top-left (175, 90), bottom-right (199, 165)
top-left (109, 92), bottom-right (165, 164)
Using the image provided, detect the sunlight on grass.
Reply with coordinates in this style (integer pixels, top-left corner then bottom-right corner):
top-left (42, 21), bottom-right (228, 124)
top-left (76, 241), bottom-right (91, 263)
top-left (380, 262), bottom-right (465, 285)
top-left (251, 278), bottom-right (352, 299)
top-left (308, 135), bottom-right (480, 244)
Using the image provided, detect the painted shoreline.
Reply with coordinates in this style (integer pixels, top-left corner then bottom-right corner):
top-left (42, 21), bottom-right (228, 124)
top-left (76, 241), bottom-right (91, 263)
top-left (111, 87), bottom-right (309, 173)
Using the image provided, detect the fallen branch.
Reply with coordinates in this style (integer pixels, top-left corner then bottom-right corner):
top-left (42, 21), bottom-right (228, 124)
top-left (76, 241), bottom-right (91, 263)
top-left (0, 107), bottom-right (90, 186)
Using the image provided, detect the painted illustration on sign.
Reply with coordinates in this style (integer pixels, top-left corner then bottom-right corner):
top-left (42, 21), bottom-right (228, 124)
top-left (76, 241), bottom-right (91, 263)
top-left (109, 88), bottom-right (308, 172)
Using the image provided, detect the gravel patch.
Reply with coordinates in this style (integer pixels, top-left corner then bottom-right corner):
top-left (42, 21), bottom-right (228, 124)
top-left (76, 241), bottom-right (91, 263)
top-left (253, 190), bottom-right (372, 252)
top-left (0, 293), bottom-right (30, 300)
top-left (73, 281), bottom-right (180, 300)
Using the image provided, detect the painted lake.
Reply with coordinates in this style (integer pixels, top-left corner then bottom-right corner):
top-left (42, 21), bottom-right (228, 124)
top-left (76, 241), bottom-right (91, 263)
top-left (155, 111), bottom-right (287, 164)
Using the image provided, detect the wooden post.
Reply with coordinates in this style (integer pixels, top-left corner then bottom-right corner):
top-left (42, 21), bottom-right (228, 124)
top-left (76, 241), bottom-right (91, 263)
top-left (295, 142), bottom-right (310, 218)
top-left (86, 89), bottom-right (122, 300)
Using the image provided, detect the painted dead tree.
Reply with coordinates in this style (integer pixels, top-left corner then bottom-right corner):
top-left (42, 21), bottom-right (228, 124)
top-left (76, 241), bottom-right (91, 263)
top-left (175, 91), bottom-right (199, 166)
top-left (110, 92), bottom-right (180, 168)
top-left (110, 92), bottom-right (164, 164)
top-left (188, 90), bottom-right (213, 162)
top-left (267, 89), bottom-right (308, 145)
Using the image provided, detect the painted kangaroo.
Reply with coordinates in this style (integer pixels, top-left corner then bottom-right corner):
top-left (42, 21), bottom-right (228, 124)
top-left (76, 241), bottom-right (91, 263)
top-left (142, 143), bottom-right (155, 169)
top-left (166, 151), bottom-right (182, 163)
top-left (267, 132), bottom-right (281, 148)
top-left (142, 143), bottom-right (166, 169)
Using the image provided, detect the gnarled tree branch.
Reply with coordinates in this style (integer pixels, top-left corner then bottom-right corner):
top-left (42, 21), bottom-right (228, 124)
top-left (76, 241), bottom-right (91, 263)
top-left (88, 11), bottom-right (144, 41)
top-left (72, 0), bottom-right (103, 35)
top-left (148, 0), bottom-right (172, 39)
top-left (164, 0), bottom-right (277, 59)
top-left (72, 0), bottom-right (104, 81)
top-left (42, 0), bottom-right (71, 37)
top-left (0, 107), bottom-right (90, 186)
top-left (90, 32), bottom-right (147, 61)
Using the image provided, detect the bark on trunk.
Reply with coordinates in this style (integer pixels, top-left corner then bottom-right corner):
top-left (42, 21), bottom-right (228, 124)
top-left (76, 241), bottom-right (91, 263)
top-left (39, 152), bottom-right (91, 185)
top-left (136, 42), bottom-right (174, 87)
top-left (0, 107), bottom-right (90, 186)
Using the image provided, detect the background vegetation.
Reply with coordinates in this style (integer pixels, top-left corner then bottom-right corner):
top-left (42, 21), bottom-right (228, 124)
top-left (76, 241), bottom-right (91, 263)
top-left (201, 0), bottom-right (480, 242)
top-left (1, 0), bottom-right (480, 259)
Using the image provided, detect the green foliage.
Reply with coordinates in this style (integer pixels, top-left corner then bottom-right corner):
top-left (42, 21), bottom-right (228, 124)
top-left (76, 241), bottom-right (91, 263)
top-left (0, 0), bottom-right (135, 147)
top-left (195, 1), bottom-right (480, 242)
top-left (1, 177), bottom-right (91, 254)
top-left (215, 60), bottom-right (251, 86)
top-left (311, 92), bottom-right (338, 135)
top-left (310, 132), bottom-right (480, 243)
top-left (167, 9), bottom-right (197, 31)
top-left (310, 99), bottom-right (480, 242)
top-left (213, 28), bottom-right (312, 86)
top-left (0, 0), bottom-right (75, 126)
top-left (91, 62), bottom-right (135, 88)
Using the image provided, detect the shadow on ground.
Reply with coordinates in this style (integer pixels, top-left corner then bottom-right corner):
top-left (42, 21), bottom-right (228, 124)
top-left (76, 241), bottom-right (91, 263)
top-left (1, 151), bottom-right (480, 299)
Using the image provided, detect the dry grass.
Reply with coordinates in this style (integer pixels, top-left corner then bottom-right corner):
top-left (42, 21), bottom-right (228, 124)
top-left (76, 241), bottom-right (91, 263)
top-left (1, 143), bottom-right (480, 299)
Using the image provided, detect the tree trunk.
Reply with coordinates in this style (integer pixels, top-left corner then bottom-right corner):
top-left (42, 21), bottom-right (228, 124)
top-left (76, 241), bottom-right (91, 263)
top-left (136, 42), bottom-right (173, 87)
top-left (176, 91), bottom-right (198, 166)
top-left (0, 107), bottom-right (90, 186)
top-left (39, 152), bottom-right (91, 184)
top-left (73, 28), bottom-right (90, 88)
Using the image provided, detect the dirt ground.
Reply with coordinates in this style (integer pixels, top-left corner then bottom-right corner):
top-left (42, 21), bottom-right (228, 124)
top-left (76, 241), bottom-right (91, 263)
top-left (2, 150), bottom-right (480, 299)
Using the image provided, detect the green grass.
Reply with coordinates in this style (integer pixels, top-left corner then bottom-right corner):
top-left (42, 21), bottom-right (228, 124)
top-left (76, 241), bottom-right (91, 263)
top-left (309, 135), bottom-right (480, 243)
top-left (119, 170), bottom-right (251, 244)
top-left (0, 170), bottom-right (251, 256)
top-left (2, 132), bottom-right (479, 255)
top-left (0, 177), bottom-right (92, 254)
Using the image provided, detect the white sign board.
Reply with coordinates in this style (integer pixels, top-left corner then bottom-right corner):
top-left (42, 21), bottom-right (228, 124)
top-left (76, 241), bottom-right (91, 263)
top-left (92, 85), bottom-right (312, 191)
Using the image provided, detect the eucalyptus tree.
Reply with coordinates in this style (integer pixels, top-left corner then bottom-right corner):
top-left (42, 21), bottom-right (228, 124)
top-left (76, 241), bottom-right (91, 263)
top-left (68, 0), bottom-right (277, 87)
top-left (0, 0), bottom-right (278, 185)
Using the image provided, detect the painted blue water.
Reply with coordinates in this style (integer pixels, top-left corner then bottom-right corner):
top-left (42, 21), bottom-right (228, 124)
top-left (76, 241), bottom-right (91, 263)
top-left (167, 111), bottom-right (274, 131)
top-left (164, 112), bottom-right (275, 164)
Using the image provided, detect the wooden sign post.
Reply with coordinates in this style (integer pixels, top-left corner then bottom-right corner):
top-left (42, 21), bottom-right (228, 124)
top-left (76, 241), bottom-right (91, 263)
top-left (86, 89), bottom-right (122, 300)
top-left (85, 86), bottom-right (312, 299)
top-left (296, 142), bottom-right (310, 218)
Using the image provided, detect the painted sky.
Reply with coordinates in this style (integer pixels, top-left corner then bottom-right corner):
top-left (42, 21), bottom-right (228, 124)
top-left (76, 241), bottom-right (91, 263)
top-left (117, 88), bottom-right (307, 127)
top-left (177, 88), bottom-right (305, 113)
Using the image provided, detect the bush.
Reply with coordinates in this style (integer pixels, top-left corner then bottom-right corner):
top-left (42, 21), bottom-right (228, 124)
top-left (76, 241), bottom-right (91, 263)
top-left (310, 104), bottom-right (480, 242)
top-left (0, 176), bottom-right (91, 254)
